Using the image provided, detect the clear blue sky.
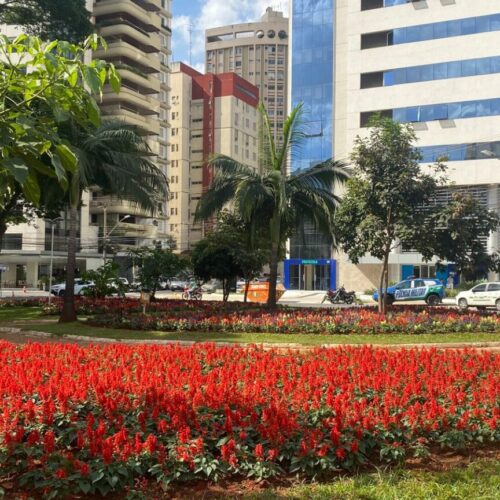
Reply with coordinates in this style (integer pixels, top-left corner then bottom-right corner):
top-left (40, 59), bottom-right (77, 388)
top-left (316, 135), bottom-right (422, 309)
top-left (172, 0), bottom-right (289, 72)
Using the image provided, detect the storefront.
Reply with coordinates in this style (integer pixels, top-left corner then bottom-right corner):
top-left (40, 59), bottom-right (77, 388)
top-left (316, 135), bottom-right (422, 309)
top-left (284, 259), bottom-right (336, 291)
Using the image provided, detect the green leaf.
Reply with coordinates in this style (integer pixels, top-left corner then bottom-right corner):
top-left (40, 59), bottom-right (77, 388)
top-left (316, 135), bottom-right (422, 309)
top-left (108, 65), bottom-right (121, 94)
top-left (55, 144), bottom-right (77, 174)
top-left (2, 158), bottom-right (29, 183)
top-left (86, 99), bottom-right (101, 128)
top-left (82, 66), bottom-right (102, 96)
top-left (22, 171), bottom-right (40, 205)
top-left (50, 154), bottom-right (69, 188)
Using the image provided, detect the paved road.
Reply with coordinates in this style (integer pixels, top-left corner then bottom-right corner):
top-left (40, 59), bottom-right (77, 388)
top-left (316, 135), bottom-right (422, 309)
top-left (1, 288), bottom-right (459, 308)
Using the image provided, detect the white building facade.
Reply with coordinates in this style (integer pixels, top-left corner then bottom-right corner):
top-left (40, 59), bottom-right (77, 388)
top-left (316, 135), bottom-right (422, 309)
top-left (286, 0), bottom-right (500, 291)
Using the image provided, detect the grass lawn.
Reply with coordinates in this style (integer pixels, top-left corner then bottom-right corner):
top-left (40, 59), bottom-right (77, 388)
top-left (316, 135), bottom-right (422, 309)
top-left (249, 459), bottom-right (500, 499)
top-left (19, 320), bottom-right (500, 345)
top-left (0, 306), bottom-right (43, 322)
top-left (2, 306), bottom-right (499, 345)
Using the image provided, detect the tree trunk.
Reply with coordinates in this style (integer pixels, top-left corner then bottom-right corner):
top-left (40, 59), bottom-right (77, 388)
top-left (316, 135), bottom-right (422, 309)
top-left (378, 249), bottom-right (390, 314)
top-left (267, 210), bottom-right (281, 309)
top-left (59, 203), bottom-right (78, 322)
top-left (243, 279), bottom-right (250, 303)
top-left (222, 279), bottom-right (229, 302)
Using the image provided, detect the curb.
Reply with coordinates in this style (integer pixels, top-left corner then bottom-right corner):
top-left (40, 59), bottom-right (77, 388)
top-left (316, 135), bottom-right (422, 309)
top-left (1, 327), bottom-right (500, 351)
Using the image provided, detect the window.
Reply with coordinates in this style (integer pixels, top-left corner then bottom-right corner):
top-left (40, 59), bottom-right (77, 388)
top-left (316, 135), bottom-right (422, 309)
top-left (419, 140), bottom-right (500, 163)
top-left (473, 284), bottom-right (487, 293)
top-left (363, 56), bottom-right (500, 89)
top-left (361, 14), bottom-right (500, 49)
top-left (361, 98), bottom-right (500, 127)
top-left (488, 283), bottom-right (500, 292)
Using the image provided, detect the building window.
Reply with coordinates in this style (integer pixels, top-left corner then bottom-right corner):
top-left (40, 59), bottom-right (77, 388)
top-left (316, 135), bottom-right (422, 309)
top-left (361, 97), bottom-right (500, 127)
top-left (361, 14), bottom-right (500, 49)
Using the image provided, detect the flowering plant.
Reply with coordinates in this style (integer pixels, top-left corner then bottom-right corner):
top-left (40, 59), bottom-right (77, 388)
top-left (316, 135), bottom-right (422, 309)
top-left (0, 343), bottom-right (498, 496)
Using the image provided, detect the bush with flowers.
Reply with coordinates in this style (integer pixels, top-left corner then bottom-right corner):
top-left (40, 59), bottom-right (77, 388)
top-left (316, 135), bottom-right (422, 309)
top-left (0, 343), bottom-right (498, 497)
top-left (76, 298), bottom-right (499, 335)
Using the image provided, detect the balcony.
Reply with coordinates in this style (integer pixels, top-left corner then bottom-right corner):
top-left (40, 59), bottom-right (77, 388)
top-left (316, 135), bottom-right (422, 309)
top-left (118, 68), bottom-right (160, 94)
top-left (98, 24), bottom-right (160, 54)
top-left (90, 197), bottom-right (155, 218)
top-left (101, 105), bottom-right (160, 136)
top-left (94, 0), bottom-right (160, 30)
top-left (95, 40), bottom-right (160, 73)
top-left (102, 86), bottom-right (159, 115)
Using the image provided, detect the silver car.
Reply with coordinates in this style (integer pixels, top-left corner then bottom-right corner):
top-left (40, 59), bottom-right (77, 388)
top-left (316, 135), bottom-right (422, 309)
top-left (50, 279), bottom-right (94, 297)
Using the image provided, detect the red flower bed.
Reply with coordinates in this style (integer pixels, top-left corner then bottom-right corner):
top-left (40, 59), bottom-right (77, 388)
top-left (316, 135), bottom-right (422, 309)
top-left (0, 342), bottom-right (498, 496)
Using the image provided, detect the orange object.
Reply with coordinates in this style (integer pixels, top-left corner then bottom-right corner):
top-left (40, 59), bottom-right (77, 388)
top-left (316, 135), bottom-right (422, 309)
top-left (247, 282), bottom-right (285, 303)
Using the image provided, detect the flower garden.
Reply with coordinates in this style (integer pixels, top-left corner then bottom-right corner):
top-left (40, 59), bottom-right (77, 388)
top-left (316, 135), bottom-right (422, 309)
top-left (34, 297), bottom-right (500, 335)
top-left (0, 342), bottom-right (498, 497)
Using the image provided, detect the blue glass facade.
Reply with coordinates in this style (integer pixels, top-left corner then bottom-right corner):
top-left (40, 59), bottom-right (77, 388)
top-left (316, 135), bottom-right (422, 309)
top-left (382, 56), bottom-right (500, 86)
top-left (419, 141), bottom-right (500, 163)
top-left (291, 0), bottom-right (334, 171)
top-left (393, 14), bottom-right (500, 45)
top-left (287, 0), bottom-right (336, 283)
top-left (362, 14), bottom-right (500, 49)
top-left (362, 98), bottom-right (500, 126)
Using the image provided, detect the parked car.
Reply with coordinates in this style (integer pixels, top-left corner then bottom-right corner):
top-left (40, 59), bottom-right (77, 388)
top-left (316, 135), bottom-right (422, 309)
top-left (372, 278), bottom-right (445, 306)
top-left (169, 279), bottom-right (187, 291)
top-left (50, 279), bottom-right (94, 297)
top-left (201, 280), bottom-right (219, 293)
top-left (456, 282), bottom-right (500, 311)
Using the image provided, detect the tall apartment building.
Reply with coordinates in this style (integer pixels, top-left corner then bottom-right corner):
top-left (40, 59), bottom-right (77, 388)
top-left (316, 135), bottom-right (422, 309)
top-left (169, 62), bottom-right (259, 252)
top-left (205, 7), bottom-right (288, 145)
top-left (285, 0), bottom-right (500, 291)
top-left (0, 0), bottom-right (172, 287)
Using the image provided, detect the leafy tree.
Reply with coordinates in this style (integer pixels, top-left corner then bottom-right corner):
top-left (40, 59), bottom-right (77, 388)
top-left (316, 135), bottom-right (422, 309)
top-left (191, 235), bottom-right (241, 302)
top-left (336, 116), bottom-right (499, 313)
top-left (335, 117), bottom-right (441, 313)
top-left (59, 121), bottom-right (168, 322)
top-left (0, 0), bottom-right (93, 43)
top-left (196, 104), bottom-right (348, 308)
top-left (421, 193), bottom-right (499, 280)
top-left (80, 262), bottom-right (125, 298)
top-left (214, 211), bottom-right (269, 302)
top-left (132, 247), bottom-right (186, 300)
top-left (0, 34), bottom-right (120, 209)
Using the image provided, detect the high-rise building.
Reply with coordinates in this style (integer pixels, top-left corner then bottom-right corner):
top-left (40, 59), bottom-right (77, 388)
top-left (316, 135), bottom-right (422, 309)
top-left (91, 0), bottom-right (172, 259)
top-left (0, 0), bottom-right (172, 287)
top-left (205, 7), bottom-right (288, 145)
top-left (285, 0), bottom-right (500, 291)
top-left (169, 62), bottom-right (259, 252)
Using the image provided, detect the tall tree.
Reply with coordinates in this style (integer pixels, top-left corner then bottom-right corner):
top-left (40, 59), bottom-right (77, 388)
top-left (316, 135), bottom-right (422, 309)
top-left (336, 117), bottom-right (441, 313)
top-left (0, 0), bottom-right (93, 43)
top-left (58, 121), bottom-right (168, 322)
top-left (196, 104), bottom-right (348, 308)
top-left (336, 116), bottom-right (499, 313)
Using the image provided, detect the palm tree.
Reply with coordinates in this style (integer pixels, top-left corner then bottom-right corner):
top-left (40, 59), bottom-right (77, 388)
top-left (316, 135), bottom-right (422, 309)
top-left (59, 120), bottom-right (168, 322)
top-left (196, 104), bottom-right (348, 308)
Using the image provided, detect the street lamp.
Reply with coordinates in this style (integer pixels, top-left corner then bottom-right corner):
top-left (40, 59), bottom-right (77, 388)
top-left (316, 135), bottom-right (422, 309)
top-left (47, 217), bottom-right (63, 305)
top-left (103, 214), bottom-right (131, 263)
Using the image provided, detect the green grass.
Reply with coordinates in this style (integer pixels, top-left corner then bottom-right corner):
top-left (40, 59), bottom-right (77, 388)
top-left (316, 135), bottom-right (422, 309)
top-left (21, 320), bottom-right (500, 346)
top-left (0, 306), bottom-right (43, 322)
top-left (248, 460), bottom-right (500, 499)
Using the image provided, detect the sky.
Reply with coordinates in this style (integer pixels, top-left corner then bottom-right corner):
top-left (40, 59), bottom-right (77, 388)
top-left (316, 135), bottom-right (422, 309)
top-left (172, 0), bottom-right (289, 73)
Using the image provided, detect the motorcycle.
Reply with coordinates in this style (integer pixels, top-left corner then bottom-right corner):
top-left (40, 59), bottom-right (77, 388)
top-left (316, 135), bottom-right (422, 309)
top-left (182, 286), bottom-right (203, 301)
top-left (322, 286), bottom-right (356, 305)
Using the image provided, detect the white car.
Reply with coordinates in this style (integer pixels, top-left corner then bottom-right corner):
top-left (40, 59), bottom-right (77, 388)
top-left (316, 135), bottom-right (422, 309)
top-left (456, 282), bottom-right (500, 311)
top-left (50, 279), bottom-right (94, 297)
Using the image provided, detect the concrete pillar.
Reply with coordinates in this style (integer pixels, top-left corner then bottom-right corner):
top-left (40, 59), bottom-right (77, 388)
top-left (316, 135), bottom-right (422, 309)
top-left (26, 262), bottom-right (38, 288)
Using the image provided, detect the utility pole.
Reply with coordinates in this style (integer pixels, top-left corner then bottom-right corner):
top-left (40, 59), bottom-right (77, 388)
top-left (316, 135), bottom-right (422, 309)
top-left (102, 206), bottom-right (108, 263)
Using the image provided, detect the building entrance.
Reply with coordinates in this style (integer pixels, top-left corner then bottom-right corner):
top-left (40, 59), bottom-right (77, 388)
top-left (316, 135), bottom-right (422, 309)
top-left (284, 259), bottom-right (336, 291)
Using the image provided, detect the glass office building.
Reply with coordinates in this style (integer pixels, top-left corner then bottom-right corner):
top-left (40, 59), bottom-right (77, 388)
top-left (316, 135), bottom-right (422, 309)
top-left (286, 1), bottom-right (500, 291)
top-left (285, 0), bottom-right (336, 290)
